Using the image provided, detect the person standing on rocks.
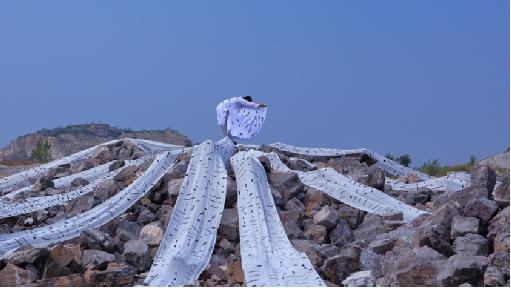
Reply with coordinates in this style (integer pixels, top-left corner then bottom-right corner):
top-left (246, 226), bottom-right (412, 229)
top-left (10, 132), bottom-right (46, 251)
top-left (216, 96), bottom-right (267, 144)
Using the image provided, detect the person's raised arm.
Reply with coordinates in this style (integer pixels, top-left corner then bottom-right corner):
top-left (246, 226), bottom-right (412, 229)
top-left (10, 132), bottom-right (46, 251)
top-left (236, 97), bottom-right (267, 109)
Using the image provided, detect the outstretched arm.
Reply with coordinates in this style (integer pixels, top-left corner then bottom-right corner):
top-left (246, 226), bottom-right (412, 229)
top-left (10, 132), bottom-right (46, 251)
top-left (236, 97), bottom-right (267, 109)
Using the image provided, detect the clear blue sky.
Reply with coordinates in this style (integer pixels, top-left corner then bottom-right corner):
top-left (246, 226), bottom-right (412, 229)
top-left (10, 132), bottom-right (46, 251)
top-left (0, 0), bottom-right (508, 166)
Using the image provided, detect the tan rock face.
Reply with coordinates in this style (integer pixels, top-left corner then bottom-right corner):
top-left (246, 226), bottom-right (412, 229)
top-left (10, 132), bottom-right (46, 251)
top-left (0, 263), bottom-right (37, 286)
top-left (0, 124), bottom-right (192, 161)
top-left (50, 243), bottom-right (82, 266)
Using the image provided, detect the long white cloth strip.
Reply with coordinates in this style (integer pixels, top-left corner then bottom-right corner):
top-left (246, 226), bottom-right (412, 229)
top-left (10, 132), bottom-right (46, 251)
top-left (386, 172), bottom-right (471, 192)
top-left (267, 142), bottom-right (431, 180)
top-left (0, 160), bottom-right (119, 201)
top-left (0, 139), bottom-right (123, 194)
top-left (0, 159), bottom-right (145, 218)
top-left (0, 138), bottom-right (182, 195)
top-left (129, 138), bottom-right (184, 154)
top-left (143, 138), bottom-right (236, 287)
top-left (0, 149), bottom-right (182, 259)
top-left (231, 151), bottom-right (326, 287)
top-left (253, 151), bottom-right (427, 223)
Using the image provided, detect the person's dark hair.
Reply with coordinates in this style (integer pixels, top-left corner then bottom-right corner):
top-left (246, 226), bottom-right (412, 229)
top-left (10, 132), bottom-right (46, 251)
top-left (242, 96), bottom-right (253, 102)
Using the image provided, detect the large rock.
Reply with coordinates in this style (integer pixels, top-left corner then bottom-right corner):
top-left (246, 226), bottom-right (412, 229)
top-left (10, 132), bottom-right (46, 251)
top-left (122, 240), bottom-right (150, 272)
top-left (0, 263), bottom-right (37, 286)
top-left (85, 263), bottom-right (134, 286)
top-left (68, 195), bottom-right (94, 214)
top-left (114, 220), bottom-right (141, 243)
top-left (93, 180), bottom-right (118, 201)
top-left (285, 197), bottom-right (305, 211)
top-left (405, 188), bottom-right (432, 206)
top-left (320, 244), bottom-right (361, 283)
top-left (290, 239), bottom-right (323, 267)
top-left (113, 165), bottom-right (138, 183)
top-left (450, 216), bottom-right (480, 239)
top-left (487, 207), bottom-right (510, 253)
top-left (268, 171), bottom-right (304, 203)
top-left (139, 224), bottom-right (163, 246)
top-left (283, 222), bottom-right (303, 239)
top-left (494, 176), bottom-right (509, 207)
top-left (137, 207), bottom-right (156, 224)
top-left (278, 209), bottom-right (303, 225)
top-left (304, 224), bottom-right (328, 244)
top-left (360, 238), bottom-right (396, 277)
top-left (304, 188), bottom-right (331, 216)
top-left (453, 233), bottom-right (489, 256)
top-left (337, 204), bottom-right (364, 229)
top-left (50, 243), bottom-right (82, 267)
top-left (224, 177), bottom-right (237, 208)
top-left (447, 185), bottom-right (492, 207)
top-left (313, 206), bottom-right (339, 229)
top-left (32, 177), bottom-right (54, 192)
top-left (6, 246), bottom-right (49, 266)
top-left (82, 249), bottom-right (115, 268)
top-left (436, 254), bottom-right (488, 286)
top-left (79, 229), bottom-right (115, 251)
top-left (488, 207), bottom-right (509, 240)
top-left (352, 165), bottom-right (385, 191)
top-left (71, 177), bottom-right (89, 187)
top-left (354, 214), bottom-right (386, 243)
top-left (471, 165), bottom-right (497, 194)
top-left (412, 202), bottom-right (461, 255)
top-left (484, 266), bottom-right (506, 287)
top-left (493, 233), bottom-right (510, 252)
top-left (219, 208), bottom-right (239, 242)
top-left (329, 218), bottom-right (354, 246)
top-left (463, 198), bottom-right (498, 223)
top-left (380, 246), bottom-right (446, 286)
top-left (487, 252), bottom-right (510, 280)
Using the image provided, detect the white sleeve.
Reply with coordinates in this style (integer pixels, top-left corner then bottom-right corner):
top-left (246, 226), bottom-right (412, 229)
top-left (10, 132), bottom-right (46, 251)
top-left (235, 97), bottom-right (260, 109)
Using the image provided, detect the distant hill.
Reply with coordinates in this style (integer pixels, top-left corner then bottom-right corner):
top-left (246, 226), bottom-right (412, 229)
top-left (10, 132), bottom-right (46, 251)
top-left (477, 151), bottom-right (510, 170)
top-left (0, 124), bottom-right (192, 162)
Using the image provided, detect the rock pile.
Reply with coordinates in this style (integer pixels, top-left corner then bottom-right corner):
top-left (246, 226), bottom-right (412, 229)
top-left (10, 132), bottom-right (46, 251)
top-left (0, 147), bottom-right (509, 287)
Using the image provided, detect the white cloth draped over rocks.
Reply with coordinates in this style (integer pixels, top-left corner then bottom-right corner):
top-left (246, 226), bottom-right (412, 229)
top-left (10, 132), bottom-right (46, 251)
top-left (0, 119), bottom-right (479, 285)
top-left (216, 97), bottom-right (267, 141)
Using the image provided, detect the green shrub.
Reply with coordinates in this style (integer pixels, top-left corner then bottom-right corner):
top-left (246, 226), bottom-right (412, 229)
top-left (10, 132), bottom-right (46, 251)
top-left (419, 159), bottom-right (441, 176)
top-left (385, 153), bottom-right (412, 167)
top-left (31, 140), bottom-right (52, 162)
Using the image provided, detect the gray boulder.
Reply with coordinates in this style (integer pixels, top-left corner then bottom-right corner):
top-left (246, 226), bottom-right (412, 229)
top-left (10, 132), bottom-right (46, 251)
top-left (82, 249), bottom-right (115, 268)
top-left (436, 254), bottom-right (488, 286)
top-left (329, 218), bottom-right (354, 246)
top-left (453, 233), bottom-right (489, 256)
top-left (380, 246), bottom-right (446, 286)
top-left (219, 208), bottom-right (239, 242)
top-left (451, 216), bottom-right (480, 239)
top-left (313, 206), bottom-right (339, 229)
top-left (122, 240), bottom-right (150, 272)
top-left (463, 198), bottom-right (498, 223)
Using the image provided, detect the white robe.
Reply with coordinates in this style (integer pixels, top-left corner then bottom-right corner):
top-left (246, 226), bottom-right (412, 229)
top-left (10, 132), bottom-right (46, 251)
top-left (216, 97), bottom-right (267, 140)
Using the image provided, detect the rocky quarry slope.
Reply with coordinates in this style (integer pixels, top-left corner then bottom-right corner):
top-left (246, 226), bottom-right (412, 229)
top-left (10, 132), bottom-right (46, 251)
top-left (0, 124), bottom-right (192, 162)
top-left (0, 139), bottom-right (509, 287)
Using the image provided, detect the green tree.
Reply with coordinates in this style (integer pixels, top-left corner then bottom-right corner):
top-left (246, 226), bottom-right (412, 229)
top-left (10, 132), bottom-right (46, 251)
top-left (397, 154), bottom-right (412, 167)
top-left (419, 159), bottom-right (441, 176)
top-left (469, 155), bottom-right (477, 166)
top-left (31, 140), bottom-right (52, 162)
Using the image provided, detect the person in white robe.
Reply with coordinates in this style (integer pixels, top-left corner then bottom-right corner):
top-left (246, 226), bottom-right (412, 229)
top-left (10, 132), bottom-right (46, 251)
top-left (216, 96), bottom-right (267, 143)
